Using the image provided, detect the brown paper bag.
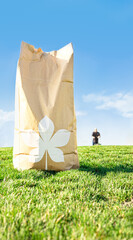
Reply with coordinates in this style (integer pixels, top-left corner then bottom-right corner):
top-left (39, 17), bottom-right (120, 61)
top-left (13, 41), bottom-right (79, 171)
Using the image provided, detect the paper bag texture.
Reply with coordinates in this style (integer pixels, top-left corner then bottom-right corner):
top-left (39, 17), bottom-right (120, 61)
top-left (13, 41), bottom-right (79, 171)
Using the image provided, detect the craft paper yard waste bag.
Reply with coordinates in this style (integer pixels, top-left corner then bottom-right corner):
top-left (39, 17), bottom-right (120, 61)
top-left (13, 41), bottom-right (79, 171)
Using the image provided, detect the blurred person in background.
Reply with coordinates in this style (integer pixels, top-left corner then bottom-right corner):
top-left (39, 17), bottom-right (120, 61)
top-left (92, 128), bottom-right (101, 145)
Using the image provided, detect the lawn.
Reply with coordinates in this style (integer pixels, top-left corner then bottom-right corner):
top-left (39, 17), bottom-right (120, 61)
top-left (0, 146), bottom-right (133, 240)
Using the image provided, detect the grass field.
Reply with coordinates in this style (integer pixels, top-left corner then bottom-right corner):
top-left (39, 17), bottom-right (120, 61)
top-left (0, 146), bottom-right (133, 240)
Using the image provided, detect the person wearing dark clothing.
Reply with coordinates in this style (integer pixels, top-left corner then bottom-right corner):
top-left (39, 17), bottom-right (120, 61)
top-left (92, 128), bottom-right (101, 145)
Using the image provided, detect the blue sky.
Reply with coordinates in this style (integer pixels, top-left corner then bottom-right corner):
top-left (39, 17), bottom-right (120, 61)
top-left (0, 0), bottom-right (133, 146)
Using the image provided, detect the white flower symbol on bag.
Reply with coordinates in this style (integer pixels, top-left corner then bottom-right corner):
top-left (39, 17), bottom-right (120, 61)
top-left (21, 116), bottom-right (70, 170)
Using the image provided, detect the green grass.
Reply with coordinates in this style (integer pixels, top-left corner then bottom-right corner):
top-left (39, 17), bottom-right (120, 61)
top-left (0, 146), bottom-right (133, 240)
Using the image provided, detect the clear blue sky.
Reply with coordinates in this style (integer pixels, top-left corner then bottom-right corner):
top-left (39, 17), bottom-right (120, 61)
top-left (0, 0), bottom-right (133, 146)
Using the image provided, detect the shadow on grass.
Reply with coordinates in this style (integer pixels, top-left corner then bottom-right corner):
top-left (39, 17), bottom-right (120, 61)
top-left (22, 163), bottom-right (133, 180)
top-left (33, 163), bottom-right (133, 179)
top-left (29, 170), bottom-right (57, 180)
top-left (79, 164), bottom-right (133, 176)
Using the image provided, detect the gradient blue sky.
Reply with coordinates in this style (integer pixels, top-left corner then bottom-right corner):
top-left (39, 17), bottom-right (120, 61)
top-left (0, 0), bottom-right (133, 146)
